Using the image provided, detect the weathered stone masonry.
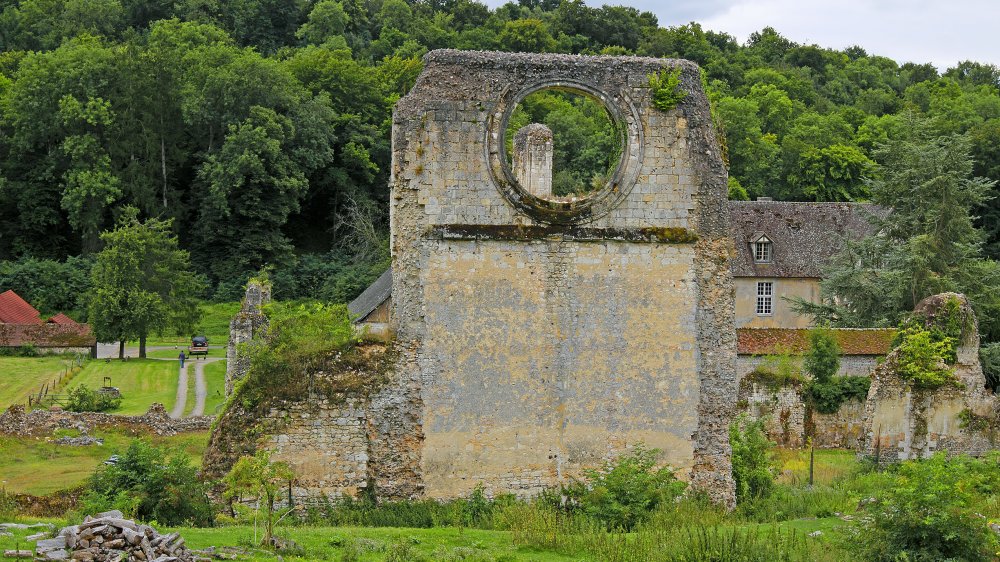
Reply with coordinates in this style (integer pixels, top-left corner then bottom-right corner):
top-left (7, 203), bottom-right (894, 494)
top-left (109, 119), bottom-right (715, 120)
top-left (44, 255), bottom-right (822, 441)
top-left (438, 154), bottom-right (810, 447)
top-left (390, 50), bottom-right (737, 505)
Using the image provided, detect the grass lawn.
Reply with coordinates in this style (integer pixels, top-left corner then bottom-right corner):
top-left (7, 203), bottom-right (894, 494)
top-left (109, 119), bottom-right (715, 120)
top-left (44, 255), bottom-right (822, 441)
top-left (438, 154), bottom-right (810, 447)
top-left (70, 359), bottom-right (179, 415)
top-left (0, 430), bottom-right (209, 495)
top-left (183, 360), bottom-right (227, 416)
top-left (0, 356), bottom-right (81, 409)
top-left (774, 447), bottom-right (858, 486)
top-left (162, 525), bottom-right (584, 561)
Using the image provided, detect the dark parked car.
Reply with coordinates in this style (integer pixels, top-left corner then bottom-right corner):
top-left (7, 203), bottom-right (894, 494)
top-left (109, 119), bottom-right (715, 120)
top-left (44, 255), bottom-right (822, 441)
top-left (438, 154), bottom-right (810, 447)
top-left (189, 336), bottom-right (209, 357)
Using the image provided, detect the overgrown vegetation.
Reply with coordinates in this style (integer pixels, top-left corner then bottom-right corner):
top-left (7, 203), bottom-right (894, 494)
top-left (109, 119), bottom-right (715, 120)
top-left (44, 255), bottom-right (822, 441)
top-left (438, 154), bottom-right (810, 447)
top-left (648, 67), bottom-right (687, 111)
top-left (856, 453), bottom-right (1000, 561)
top-left (893, 324), bottom-right (960, 389)
top-left (729, 414), bottom-right (776, 504)
top-left (64, 384), bottom-right (120, 413)
top-left (744, 350), bottom-right (804, 389)
top-left (81, 440), bottom-right (213, 526)
top-left (234, 300), bottom-right (362, 413)
top-left (560, 444), bottom-right (686, 531)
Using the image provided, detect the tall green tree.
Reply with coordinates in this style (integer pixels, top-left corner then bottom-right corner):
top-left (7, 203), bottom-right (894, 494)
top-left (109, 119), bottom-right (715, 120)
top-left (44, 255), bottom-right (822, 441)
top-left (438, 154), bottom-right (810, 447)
top-left (797, 117), bottom-right (1000, 341)
top-left (88, 207), bottom-right (202, 358)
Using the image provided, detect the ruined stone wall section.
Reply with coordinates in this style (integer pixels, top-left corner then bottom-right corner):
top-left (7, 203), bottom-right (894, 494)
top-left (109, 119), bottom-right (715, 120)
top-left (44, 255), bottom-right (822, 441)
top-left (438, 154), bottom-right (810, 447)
top-left (391, 51), bottom-right (736, 506)
top-left (513, 124), bottom-right (553, 199)
top-left (225, 281), bottom-right (271, 396)
top-left (861, 293), bottom-right (999, 462)
top-left (265, 398), bottom-right (369, 505)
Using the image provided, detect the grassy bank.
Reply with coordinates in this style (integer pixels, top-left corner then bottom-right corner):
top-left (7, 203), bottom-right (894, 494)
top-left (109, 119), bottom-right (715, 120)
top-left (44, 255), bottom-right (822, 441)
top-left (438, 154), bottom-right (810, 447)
top-left (0, 356), bottom-right (80, 408)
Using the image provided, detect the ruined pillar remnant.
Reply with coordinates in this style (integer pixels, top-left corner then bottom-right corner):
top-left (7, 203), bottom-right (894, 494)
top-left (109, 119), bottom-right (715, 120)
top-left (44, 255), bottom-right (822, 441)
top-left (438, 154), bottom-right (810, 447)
top-left (390, 50), bottom-right (738, 507)
top-left (225, 279), bottom-right (271, 395)
top-left (513, 123), bottom-right (553, 198)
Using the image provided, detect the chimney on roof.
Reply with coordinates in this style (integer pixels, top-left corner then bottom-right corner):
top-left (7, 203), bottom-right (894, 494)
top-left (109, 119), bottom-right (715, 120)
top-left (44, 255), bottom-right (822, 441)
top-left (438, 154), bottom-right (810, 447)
top-left (756, 197), bottom-right (773, 202)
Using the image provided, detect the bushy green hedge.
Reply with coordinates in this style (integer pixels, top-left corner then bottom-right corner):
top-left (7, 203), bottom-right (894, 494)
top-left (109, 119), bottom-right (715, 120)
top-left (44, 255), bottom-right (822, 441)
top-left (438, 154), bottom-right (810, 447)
top-left (65, 384), bottom-right (121, 413)
top-left (808, 376), bottom-right (871, 414)
top-left (856, 453), bottom-right (1000, 561)
top-left (81, 440), bottom-right (214, 526)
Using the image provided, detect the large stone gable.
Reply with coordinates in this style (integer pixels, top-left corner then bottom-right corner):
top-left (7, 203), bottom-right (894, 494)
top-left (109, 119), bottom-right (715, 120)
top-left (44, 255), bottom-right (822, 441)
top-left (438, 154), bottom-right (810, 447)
top-left (390, 50), bottom-right (737, 506)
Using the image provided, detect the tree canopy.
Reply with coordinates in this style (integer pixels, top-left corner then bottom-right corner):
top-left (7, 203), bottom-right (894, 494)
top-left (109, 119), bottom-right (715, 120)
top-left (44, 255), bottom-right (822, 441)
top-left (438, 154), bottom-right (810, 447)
top-left (0, 1), bottom-right (999, 308)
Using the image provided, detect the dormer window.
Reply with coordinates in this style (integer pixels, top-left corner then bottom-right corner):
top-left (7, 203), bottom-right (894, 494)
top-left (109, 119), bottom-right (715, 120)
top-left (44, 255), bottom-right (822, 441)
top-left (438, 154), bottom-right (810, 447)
top-left (753, 235), bottom-right (771, 263)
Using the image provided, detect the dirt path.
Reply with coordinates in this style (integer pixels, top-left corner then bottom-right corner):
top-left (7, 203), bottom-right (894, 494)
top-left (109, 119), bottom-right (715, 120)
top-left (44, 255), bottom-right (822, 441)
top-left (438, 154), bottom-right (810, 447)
top-left (185, 357), bottom-right (223, 417)
top-left (169, 363), bottom-right (189, 419)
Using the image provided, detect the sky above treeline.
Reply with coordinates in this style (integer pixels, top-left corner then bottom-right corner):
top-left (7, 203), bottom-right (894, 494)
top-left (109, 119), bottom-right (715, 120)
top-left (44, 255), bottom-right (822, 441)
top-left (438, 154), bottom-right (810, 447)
top-left (484, 0), bottom-right (1000, 70)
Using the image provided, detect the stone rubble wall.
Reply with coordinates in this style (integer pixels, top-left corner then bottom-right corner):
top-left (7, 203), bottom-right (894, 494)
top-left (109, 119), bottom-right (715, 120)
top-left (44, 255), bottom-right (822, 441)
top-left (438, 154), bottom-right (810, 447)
top-left (0, 403), bottom-right (212, 437)
top-left (737, 354), bottom-right (879, 379)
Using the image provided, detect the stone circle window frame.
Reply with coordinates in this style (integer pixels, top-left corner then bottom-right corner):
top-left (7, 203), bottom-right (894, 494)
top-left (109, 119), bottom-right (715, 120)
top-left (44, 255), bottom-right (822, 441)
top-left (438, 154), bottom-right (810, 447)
top-left (485, 79), bottom-right (644, 225)
top-left (756, 281), bottom-right (774, 316)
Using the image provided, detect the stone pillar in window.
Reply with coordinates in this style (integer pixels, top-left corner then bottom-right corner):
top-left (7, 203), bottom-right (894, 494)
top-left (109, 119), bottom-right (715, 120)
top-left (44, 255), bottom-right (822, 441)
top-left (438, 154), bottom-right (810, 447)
top-left (513, 123), bottom-right (553, 198)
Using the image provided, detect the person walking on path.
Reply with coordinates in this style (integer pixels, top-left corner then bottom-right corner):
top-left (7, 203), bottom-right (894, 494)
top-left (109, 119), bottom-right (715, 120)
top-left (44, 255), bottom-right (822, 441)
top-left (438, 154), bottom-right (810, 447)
top-left (178, 350), bottom-right (186, 369)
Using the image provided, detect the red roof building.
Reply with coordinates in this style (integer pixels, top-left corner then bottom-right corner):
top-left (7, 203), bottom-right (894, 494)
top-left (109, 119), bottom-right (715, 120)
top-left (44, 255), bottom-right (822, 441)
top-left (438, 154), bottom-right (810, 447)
top-left (46, 313), bottom-right (78, 325)
top-left (0, 290), bottom-right (42, 324)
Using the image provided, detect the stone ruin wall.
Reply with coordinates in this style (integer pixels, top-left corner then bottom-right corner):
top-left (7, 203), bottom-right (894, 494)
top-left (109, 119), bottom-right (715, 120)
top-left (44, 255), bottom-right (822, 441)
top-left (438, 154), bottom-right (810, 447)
top-left (390, 50), bottom-right (737, 505)
top-left (225, 280), bottom-right (271, 395)
top-left (737, 381), bottom-right (867, 449)
top-left (737, 293), bottom-right (999, 456)
top-left (861, 293), bottom-right (999, 461)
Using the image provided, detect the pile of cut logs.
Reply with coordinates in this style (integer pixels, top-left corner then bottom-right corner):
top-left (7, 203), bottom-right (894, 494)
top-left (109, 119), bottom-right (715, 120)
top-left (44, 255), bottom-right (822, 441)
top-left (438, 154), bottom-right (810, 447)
top-left (28, 511), bottom-right (207, 561)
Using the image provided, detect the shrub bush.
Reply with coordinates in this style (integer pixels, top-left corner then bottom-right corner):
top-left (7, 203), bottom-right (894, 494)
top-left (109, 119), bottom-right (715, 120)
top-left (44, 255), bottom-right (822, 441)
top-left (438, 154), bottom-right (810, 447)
top-left (81, 440), bottom-right (214, 526)
top-left (563, 444), bottom-right (687, 531)
top-left (808, 375), bottom-right (871, 414)
top-left (65, 384), bottom-right (121, 413)
top-left (855, 453), bottom-right (999, 562)
top-left (894, 325), bottom-right (959, 389)
top-left (729, 414), bottom-right (775, 504)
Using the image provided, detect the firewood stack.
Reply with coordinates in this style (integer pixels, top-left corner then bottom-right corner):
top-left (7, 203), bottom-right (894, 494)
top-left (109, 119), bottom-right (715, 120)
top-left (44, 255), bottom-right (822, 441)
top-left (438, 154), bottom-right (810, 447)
top-left (33, 511), bottom-right (208, 562)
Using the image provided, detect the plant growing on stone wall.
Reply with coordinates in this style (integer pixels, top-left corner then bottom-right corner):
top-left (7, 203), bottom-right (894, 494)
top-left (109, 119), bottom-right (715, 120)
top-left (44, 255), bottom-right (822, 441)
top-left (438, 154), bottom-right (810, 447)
top-left (648, 68), bottom-right (687, 112)
top-left (893, 324), bottom-right (960, 389)
top-left (808, 376), bottom-right (871, 414)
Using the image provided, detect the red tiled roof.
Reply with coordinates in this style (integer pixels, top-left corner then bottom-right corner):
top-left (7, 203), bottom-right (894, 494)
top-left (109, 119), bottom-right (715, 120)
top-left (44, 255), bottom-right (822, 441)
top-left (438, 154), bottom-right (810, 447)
top-left (0, 323), bottom-right (95, 348)
top-left (0, 290), bottom-right (41, 324)
top-left (46, 313), bottom-right (77, 325)
top-left (737, 328), bottom-right (895, 356)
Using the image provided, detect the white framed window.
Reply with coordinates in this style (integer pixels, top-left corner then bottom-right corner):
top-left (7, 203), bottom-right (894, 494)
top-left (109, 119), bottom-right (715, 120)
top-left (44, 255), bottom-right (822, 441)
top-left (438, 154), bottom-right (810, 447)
top-left (756, 281), bottom-right (773, 315)
top-left (753, 236), bottom-right (771, 263)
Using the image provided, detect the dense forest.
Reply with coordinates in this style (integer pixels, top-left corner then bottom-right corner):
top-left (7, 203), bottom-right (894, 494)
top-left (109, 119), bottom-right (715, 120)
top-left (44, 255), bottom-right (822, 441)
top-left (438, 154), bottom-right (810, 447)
top-left (2, 0), bottom-right (1000, 309)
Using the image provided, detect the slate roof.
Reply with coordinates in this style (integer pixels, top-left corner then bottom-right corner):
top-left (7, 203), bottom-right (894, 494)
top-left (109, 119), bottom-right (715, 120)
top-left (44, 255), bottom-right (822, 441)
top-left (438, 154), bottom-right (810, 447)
top-left (348, 268), bottom-right (393, 322)
top-left (728, 201), bottom-right (883, 278)
top-left (737, 328), bottom-right (895, 356)
top-left (0, 290), bottom-right (41, 324)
